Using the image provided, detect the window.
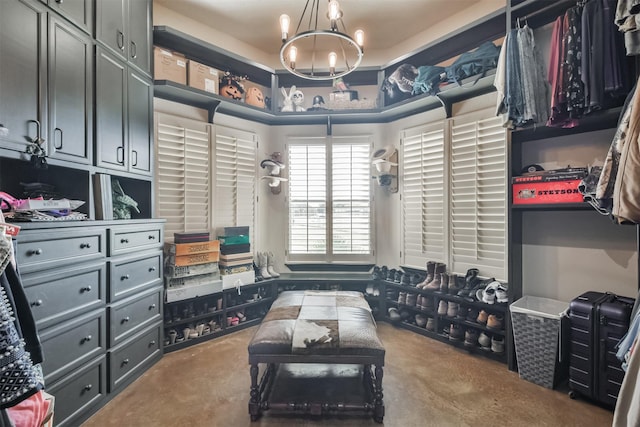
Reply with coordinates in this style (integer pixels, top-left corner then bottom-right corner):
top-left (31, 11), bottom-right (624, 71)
top-left (401, 121), bottom-right (447, 268)
top-left (401, 108), bottom-right (507, 281)
top-left (287, 136), bottom-right (373, 263)
top-left (154, 113), bottom-right (211, 241)
top-left (213, 126), bottom-right (257, 242)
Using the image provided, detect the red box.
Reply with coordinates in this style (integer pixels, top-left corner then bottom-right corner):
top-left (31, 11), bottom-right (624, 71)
top-left (512, 179), bottom-right (583, 205)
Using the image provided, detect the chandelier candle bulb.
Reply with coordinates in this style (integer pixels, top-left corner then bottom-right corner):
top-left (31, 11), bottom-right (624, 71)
top-left (289, 45), bottom-right (297, 69)
top-left (355, 29), bottom-right (364, 47)
top-left (280, 14), bottom-right (290, 41)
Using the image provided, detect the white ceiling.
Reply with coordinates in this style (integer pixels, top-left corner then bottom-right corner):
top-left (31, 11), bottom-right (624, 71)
top-left (154, 0), bottom-right (482, 56)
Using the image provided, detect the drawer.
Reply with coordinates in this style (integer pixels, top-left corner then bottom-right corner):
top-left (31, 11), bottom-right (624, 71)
top-left (109, 286), bottom-right (162, 346)
top-left (40, 309), bottom-right (106, 384)
top-left (109, 224), bottom-right (163, 256)
top-left (109, 322), bottom-right (162, 392)
top-left (16, 228), bottom-right (106, 273)
top-left (22, 262), bottom-right (106, 329)
top-left (109, 252), bottom-right (162, 302)
top-left (46, 355), bottom-right (106, 427)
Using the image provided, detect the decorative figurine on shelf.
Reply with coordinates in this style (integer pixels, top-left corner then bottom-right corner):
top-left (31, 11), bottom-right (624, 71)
top-left (260, 152), bottom-right (288, 194)
top-left (281, 86), bottom-right (306, 112)
top-left (219, 72), bottom-right (246, 100)
top-left (245, 87), bottom-right (266, 108)
top-left (308, 95), bottom-right (328, 111)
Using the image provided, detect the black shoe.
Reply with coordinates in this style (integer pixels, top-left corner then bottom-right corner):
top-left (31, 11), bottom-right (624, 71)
top-left (457, 268), bottom-right (480, 297)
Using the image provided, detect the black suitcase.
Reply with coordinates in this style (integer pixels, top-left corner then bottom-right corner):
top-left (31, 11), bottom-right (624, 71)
top-left (568, 291), bottom-right (634, 406)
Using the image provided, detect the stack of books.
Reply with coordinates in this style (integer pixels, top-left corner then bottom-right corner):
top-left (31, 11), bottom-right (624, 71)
top-left (218, 226), bottom-right (255, 289)
top-left (164, 232), bottom-right (221, 302)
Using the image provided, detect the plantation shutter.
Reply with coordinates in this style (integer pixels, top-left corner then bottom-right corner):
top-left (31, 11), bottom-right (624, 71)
top-left (154, 113), bottom-right (211, 242)
top-left (288, 139), bottom-right (327, 255)
top-left (401, 121), bottom-right (447, 268)
top-left (331, 137), bottom-right (371, 255)
top-left (213, 126), bottom-right (257, 242)
top-left (449, 110), bottom-right (507, 281)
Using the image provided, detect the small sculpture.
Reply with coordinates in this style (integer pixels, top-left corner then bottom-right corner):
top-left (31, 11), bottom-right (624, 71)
top-left (219, 74), bottom-right (245, 100)
top-left (281, 86), bottom-right (306, 112)
top-left (245, 87), bottom-right (265, 108)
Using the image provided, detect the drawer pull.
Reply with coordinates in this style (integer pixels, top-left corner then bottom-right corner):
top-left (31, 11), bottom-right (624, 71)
top-left (122, 358), bottom-right (130, 365)
top-left (149, 340), bottom-right (156, 346)
top-left (148, 235), bottom-right (155, 240)
top-left (30, 299), bottom-right (43, 307)
top-left (83, 384), bottom-right (92, 392)
top-left (28, 248), bottom-right (43, 256)
top-left (121, 274), bottom-right (130, 281)
top-left (80, 243), bottom-right (91, 249)
top-left (149, 266), bottom-right (156, 272)
top-left (80, 286), bottom-right (92, 293)
top-left (121, 316), bottom-right (130, 323)
top-left (120, 238), bottom-right (129, 244)
top-left (81, 335), bottom-right (92, 343)
top-left (149, 304), bottom-right (156, 310)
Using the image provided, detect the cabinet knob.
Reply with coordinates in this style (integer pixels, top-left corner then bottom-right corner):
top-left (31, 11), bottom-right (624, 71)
top-left (122, 358), bottom-right (130, 365)
top-left (148, 235), bottom-right (155, 240)
top-left (149, 340), bottom-right (156, 346)
top-left (122, 316), bottom-right (130, 323)
top-left (30, 299), bottom-right (43, 307)
top-left (149, 304), bottom-right (156, 310)
top-left (149, 266), bottom-right (156, 272)
top-left (120, 238), bottom-right (129, 244)
top-left (121, 274), bottom-right (130, 281)
top-left (83, 384), bottom-right (92, 392)
top-left (81, 335), bottom-right (92, 343)
top-left (80, 286), bottom-right (92, 293)
top-left (80, 242), bottom-right (91, 249)
top-left (29, 248), bottom-right (43, 256)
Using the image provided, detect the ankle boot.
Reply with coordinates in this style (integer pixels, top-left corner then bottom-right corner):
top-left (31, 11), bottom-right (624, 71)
top-left (417, 261), bottom-right (436, 289)
top-left (425, 272), bottom-right (442, 290)
top-left (267, 251), bottom-right (280, 277)
top-left (457, 268), bottom-right (479, 297)
top-left (440, 272), bottom-right (449, 293)
top-left (447, 273), bottom-right (461, 294)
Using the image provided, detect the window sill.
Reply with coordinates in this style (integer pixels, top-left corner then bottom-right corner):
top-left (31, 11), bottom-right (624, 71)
top-left (284, 263), bottom-right (374, 273)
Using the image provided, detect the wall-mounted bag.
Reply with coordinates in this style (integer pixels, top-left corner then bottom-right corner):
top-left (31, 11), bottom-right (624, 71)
top-left (445, 41), bottom-right (500, 86)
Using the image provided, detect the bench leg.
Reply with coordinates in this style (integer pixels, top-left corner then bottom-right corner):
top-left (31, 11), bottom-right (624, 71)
top-left (373, 365), bottom-right (384, 423)
top-left (249, 364), bottom-right (261, 421)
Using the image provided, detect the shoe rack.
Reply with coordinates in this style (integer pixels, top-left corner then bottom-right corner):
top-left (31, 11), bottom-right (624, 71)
top-left (163, 282), bottom-right (274, 352)
top-left (380, 269), bottom-right (508, 363)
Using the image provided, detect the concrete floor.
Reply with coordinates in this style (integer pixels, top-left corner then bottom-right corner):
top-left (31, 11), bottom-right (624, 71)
top-left (82, 323), bottom-right (614, 427)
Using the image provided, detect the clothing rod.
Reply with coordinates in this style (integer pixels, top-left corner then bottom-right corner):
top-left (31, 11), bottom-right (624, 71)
top-left (517, 0), bottom-right (574, 24)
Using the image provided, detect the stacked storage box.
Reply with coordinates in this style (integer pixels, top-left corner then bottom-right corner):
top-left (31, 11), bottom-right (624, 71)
top-left (164, 232), bottom-right (222, 302)
top-left (218, 227), bottom-right (255, 289)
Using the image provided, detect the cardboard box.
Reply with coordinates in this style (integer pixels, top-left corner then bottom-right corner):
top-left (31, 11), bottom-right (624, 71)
top-left (512, 179), bottom-right (583, 205)
top-left (164, 240), bottom-right (220, 256)
top-left (164, 262), bottom-right (219, 279)
top-left (221, 270), bottom-right (255, 290)
top-left (188, 59), bottom-right (219, 94)
top-left (153, 47), bottom-right (187, 84)
top-left (165, 251), bottom-right (220, 267)
top-left (165, 272), bottom-right (221, 289)
top-left (165, 279), bottom-right (223, 302)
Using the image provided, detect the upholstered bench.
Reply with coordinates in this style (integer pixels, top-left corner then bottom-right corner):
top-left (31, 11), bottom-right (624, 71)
top-left (247, 290), bottom-right (385, 422)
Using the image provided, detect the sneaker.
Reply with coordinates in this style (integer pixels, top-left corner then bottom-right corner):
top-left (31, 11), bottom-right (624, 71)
top-left (437, 300), bottom-right (447, 315)
top-left (466, 308), bottom-right (480, 322)
top-left (464, 329), bottom-right (479, 347)
top-left (415, 314), bottom-right (427, 327)
top-left (388, 307), bottom-right (401, 322)
top-left (480, 285), bottom-right (496, 304)
top-left (426, 317), bottom-right (436, 331)
top-left (447, 302), bottom-right (459, 317)
top-left (495, 284), bottom-right (508, 303)
top-left (476, 310), bottom-right (489, 325)
top-left (449, 324), bottom-right (463, 341)
top-left (478, 332), bottom-right (491, 349)
top-left (487, 314), bottom-right (504, 330)
top-left (491, 336), bottom-right (505, 354)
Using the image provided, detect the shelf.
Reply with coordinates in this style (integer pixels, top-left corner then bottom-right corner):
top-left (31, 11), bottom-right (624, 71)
top-left (226, 297), bottom-right (274, 313)
top-left (164, 308), bottom-right (224, 328)
top-left (163, 317), bottom-right (263, 353)
top-left (511, 202), bottom-right (594, 211)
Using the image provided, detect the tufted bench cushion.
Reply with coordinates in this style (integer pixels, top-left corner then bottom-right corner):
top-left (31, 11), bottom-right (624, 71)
top-left (248, 290), bottom-right (385, 358)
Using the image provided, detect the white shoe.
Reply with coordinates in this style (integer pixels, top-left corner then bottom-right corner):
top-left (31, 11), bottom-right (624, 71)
top-left (495, 284), bottom-right (508, 303)
top-left (366, 284), bottom-right (374, 295)
top-left (372, 286), bottom-right (380, 297)
top-left (266, 251), bottom-right (280, 278)
top-left (258, 252), bottom-right (271, 279)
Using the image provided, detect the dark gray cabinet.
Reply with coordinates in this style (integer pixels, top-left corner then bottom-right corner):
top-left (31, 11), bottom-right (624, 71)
top-left (96, 47), bottom-right (153, 175)
top-left (42, 0), bottom-right (92, 34)
top-left (96, 0), bottom-right (151, 76)
top-left (0, 0), bottom-right (46, 154)
top-left (48, 15), bottom-right (93, 164)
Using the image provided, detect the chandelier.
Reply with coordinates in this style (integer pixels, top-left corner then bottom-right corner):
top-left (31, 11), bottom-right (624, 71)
top-left (279, 0), bottom-right (364, 81)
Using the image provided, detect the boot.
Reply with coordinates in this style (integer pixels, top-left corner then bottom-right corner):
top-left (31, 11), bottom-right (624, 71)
top-left (457, 268), bottom-right (479, 297)
top-left (253, 261), bottom-right (263, 281)
top-left (447, 273), bottom-right (462, 295)
top-left (417, 261), bottom-right (436, 289)
top-left (424, 263), bottom-right (446, 290)
top-left (258, 252), bottom-right (271, 279)
top-left (439, 272), bottom-right (449, 293)
top-left (267, 251), bottom-right (280, 277)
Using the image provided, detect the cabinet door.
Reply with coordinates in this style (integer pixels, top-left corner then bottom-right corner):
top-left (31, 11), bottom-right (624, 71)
top-left (47, 0), bottom-right (92, 34)
top-left (0, 0), bottom-right (46, 153)
top-left (95, 0), bottom-right (126, 60)
top-left (48, 16), bottom-right (93, 164)
top-left (127, 0), bottom-right (152, 76)
top-left (128, 71), bottom-right (153, 175)
top-left (95, 48), bottom-right (127, 171)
